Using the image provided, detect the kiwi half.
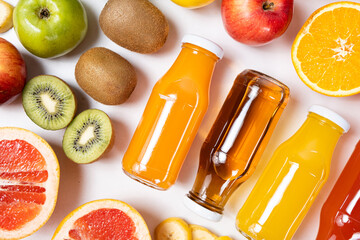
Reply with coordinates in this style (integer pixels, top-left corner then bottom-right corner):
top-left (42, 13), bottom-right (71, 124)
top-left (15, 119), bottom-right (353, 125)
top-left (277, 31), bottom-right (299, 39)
top-left (22, 75), bottom-right (76, 130)
top-left (62, 109), bottom-right (113, 164)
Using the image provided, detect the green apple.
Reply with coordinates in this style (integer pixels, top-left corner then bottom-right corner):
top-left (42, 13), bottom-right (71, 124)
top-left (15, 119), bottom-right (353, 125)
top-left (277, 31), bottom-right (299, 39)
top-left (13, 0), bottom-right (87, 58)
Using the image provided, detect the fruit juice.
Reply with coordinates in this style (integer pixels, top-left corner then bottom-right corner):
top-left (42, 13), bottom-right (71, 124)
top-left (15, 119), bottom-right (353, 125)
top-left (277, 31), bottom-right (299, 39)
top-left (122, 35), bottom-right (223, 190)
top-left (236, 106), bottom-right (349, 240)
top-left (185, 70), bottom-right (290, 218)
top-left (316, 141), bottom-right (360, 240)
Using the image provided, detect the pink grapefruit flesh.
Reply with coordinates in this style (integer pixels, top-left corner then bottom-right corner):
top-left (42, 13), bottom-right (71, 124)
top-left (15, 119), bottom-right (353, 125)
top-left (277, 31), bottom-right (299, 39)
top-left (69, 208), bottom-right (138, 240)
top-left (52, 199), bottom-right (151, 240)
top-left (0, 127), bottom-right (59, 239)
top-left (0, 139), bottom-right (48, 230)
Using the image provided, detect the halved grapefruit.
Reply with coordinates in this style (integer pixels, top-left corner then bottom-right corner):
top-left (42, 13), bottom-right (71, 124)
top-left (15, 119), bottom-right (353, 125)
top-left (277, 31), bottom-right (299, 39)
top-left (52, 199), bottom-right (151, 240)
top-left (0, 127), bottom-right (59, 239)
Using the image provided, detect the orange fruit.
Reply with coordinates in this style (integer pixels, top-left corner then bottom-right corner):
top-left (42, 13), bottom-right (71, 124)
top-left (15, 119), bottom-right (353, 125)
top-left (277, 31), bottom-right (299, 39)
top-left (0, 127), bottom-right (59, 239)
top-left (292, 2), bottom-right (360, 97)
top-left (52, 199), bottom-right (151, 240)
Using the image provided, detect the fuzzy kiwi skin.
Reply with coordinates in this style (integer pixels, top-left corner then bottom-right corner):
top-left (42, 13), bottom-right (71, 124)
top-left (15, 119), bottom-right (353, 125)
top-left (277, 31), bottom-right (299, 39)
top-left (99, 0), bottom-right (169, 54)
top-left (75, 47), bottom-right (137, 105)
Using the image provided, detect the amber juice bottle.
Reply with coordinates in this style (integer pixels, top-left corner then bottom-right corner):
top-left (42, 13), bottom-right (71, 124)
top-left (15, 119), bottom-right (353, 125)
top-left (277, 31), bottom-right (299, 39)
top-left (184, 69), bottom-right (290, 221)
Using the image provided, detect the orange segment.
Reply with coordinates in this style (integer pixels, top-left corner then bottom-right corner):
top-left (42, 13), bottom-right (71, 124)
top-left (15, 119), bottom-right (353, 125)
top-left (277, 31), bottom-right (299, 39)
top-left (292, 2), bottom-right (360, 96)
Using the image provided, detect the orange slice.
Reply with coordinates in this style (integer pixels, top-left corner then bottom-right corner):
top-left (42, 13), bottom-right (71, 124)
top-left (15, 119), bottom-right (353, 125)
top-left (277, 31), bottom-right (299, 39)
top-left (292, 2), bottom-right (360, 97)
top-left (0, 127), bottom-right (59, 239)
top-left (52, 199), bottom-right (151, 240)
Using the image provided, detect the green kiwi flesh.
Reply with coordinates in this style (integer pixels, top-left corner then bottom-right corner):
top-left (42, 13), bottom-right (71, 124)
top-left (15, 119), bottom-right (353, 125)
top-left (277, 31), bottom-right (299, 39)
top-left (22, 75), bottom-right (76, 130)
top-left (62, 109), bottom-right (113, 164)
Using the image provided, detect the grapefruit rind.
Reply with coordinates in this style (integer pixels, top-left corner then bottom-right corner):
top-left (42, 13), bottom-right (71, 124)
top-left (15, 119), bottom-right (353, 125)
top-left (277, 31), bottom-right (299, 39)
top-left (291, 1), bottom-right (360, 97)
top-left (0, 127), bottom-right (59, 240)
top-left (52, 199), bottom-right (151, 240)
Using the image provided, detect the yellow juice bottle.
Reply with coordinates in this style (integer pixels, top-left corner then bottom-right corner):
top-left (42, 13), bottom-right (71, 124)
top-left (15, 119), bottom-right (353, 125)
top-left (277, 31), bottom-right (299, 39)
top-left (122, 35), bottom-right (223, 190)
top-left (236, 105), bottom-right (350, 240)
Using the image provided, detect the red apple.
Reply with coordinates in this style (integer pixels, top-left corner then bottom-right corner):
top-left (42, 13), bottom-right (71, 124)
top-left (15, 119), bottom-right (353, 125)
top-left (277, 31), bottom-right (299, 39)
top-left (221, 0), bottom-right (293, 45)
top-left (0, 38), bottom-right (26, 103)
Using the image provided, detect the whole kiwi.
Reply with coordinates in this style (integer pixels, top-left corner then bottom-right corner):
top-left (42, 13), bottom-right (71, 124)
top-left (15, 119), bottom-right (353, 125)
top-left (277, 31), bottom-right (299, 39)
top-left (99, 0), bottom-right (169, 54)
top-left (75, 47), bottom-right (137, 105)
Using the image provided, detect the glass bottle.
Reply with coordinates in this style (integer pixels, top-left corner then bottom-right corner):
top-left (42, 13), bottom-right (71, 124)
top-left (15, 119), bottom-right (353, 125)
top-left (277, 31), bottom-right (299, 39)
top-left (122, 35), bottom-right (223, 190)
top-left (184, 69), bottom-right (290, 221)
top-left (316, 140), bottom-right (360, 240)
top-left (236, 105), bottom-right (350, 240)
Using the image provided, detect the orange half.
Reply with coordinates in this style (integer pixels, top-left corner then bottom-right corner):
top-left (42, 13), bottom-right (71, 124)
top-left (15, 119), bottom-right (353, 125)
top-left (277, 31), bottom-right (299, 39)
top-left (292, 2), bottom-right (360, 97)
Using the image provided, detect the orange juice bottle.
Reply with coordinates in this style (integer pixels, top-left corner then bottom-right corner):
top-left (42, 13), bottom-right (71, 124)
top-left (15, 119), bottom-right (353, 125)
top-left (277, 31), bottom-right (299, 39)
top-left (183, 70), bottom-right (290, 221)
top-left (122, 35), bottom-right (223, 190)
top-left (236, 105), bottom-right (350, 240)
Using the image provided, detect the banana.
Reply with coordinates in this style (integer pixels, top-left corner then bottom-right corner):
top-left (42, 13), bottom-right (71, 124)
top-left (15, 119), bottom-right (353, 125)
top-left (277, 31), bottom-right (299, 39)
top-left (216, 237), bottom-right (233, 240)
top-left (0, 0), bottom-right (13, 33)
top-left (190, 224), bottom-right (218, 240)
top-left (155, 217), bottom-right (192, 240)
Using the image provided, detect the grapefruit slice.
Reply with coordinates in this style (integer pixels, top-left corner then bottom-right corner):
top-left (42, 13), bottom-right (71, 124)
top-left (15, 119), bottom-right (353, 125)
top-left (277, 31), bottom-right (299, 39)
top-left (0, 127), bottom-right (59, 239)
top-left (52, 199), bottom-right (151, 240)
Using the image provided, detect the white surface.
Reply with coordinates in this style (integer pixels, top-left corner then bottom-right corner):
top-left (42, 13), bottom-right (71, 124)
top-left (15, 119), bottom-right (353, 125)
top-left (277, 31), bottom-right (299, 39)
top-left (1, 0), bottom-right (359, 239)
top-left (182, 34), bottom-right (224, 59)
top-left (309, 105), bottom-right (351, 133)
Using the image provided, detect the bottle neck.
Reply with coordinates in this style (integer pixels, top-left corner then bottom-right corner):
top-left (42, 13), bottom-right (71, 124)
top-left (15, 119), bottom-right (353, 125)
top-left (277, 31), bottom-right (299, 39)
top-left (292, 112), bottom-right (344, 153)
top-left (166, 43), bottom-right (219, 88)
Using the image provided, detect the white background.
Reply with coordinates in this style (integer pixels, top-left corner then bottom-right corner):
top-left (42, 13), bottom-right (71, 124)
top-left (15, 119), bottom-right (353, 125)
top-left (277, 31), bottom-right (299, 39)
top-left (1, 0), bottom-right (360, 239)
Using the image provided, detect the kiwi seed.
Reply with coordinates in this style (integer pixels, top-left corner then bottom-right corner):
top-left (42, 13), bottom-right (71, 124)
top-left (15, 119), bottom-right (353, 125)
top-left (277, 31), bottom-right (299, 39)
top-left (22, 75), bottom-right (77, 130)
top-left (62, 109), bottom-right (113, 164)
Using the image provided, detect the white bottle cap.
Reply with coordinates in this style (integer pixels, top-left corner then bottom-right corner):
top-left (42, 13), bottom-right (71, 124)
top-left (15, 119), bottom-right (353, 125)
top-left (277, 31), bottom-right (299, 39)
top-left (183, 195), bottom-right (223, 222)
top-left (182, 34), bottom-right (224, 59)
top-left (309, 105), bottom-right (350, 133)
